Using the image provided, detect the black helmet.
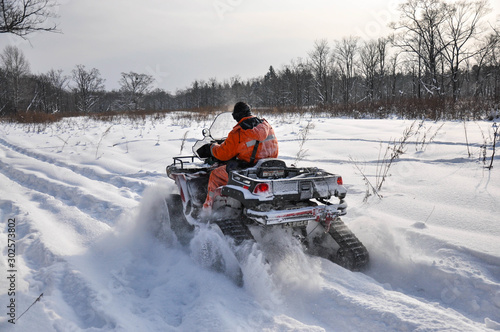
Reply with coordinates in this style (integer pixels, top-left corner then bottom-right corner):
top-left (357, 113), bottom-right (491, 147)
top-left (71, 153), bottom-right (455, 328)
top-left (232, 101), bottom-right (252, 122)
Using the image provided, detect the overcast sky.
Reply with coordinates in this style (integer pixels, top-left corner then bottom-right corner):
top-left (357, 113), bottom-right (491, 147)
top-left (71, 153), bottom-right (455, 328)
top-left (1, 0), bottom-right (499, 92)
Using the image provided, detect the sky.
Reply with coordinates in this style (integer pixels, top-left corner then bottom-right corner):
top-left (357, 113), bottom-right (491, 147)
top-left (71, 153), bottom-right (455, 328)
top-left (1, 0), bottom-right (499, 93)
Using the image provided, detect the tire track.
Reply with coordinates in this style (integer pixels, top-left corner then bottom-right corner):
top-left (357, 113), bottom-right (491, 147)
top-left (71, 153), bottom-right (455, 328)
top-left (0, 136), bottom-right (158, 196)
top-left (0, 134), bottom-right (150, 328)
top-left (0, 199), bottom-right (117, 330)
top-left (0, 158), bottom-right (126, 225)
top-left (0, 137), bottom-right (143, 225)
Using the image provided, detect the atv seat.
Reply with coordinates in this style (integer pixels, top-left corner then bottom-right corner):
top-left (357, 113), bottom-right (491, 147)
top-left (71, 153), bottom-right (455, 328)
top-left (255, 159), bottom-right (288, 179)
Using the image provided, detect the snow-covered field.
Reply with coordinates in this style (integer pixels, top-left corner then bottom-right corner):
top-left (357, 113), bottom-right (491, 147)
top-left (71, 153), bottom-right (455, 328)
top-left (0, 112), bottom-right (499, 331)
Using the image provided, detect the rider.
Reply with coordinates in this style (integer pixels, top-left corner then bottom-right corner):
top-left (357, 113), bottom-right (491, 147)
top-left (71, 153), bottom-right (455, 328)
top-left (196, 101), bottom-right (279, 210)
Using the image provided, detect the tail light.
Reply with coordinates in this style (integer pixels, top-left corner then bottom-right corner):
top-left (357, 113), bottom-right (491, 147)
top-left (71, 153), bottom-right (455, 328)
top-left (337, 176), bottom-right (343, 185)
top-left (253, 182), bottom-right (270, 194)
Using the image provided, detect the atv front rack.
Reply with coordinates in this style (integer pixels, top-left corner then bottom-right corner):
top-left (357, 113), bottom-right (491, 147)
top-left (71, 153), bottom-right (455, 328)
top-left (166, 155), bottom-right (211, 178)
top-left (171, 155), bottom-right (197, 168)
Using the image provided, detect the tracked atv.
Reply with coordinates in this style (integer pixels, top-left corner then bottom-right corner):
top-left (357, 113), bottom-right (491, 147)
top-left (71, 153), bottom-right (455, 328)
top-left (165, 112), bottom-right (369, 273)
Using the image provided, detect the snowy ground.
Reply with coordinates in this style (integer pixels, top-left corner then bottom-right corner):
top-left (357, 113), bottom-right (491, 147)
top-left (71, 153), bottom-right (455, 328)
top-left (0, 112), bottom-right (499, 331)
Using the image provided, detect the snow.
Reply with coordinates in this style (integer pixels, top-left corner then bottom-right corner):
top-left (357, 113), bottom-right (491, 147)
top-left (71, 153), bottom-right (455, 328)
top-left (0, 113), bottom-right (499, 331)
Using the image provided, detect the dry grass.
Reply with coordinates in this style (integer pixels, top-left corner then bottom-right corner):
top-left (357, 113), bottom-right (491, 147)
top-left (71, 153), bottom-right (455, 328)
top-left (1, 98), bottom-right (497, 125)
top-left (6, 111), bottom-right (63, 124)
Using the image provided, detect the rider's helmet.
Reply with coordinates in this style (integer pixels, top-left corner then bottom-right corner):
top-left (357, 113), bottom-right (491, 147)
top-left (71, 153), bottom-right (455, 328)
top-left (232, 102), bottom-right (252, 122)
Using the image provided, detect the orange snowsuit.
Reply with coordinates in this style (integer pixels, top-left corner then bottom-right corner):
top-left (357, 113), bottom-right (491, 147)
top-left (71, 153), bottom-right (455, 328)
top-left (203, 116), bottom-right (279, 208)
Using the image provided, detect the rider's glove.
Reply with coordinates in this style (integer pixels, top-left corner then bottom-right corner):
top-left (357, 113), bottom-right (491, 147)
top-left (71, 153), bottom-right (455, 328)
top-left (196, 143), bottom-right (212, 158)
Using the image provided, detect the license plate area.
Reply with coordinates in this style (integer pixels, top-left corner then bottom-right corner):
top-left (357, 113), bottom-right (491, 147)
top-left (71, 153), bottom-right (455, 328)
top-left (299, 181), bottom-right (313, 199)
top-left (281, 220), bottom-right (308, 228)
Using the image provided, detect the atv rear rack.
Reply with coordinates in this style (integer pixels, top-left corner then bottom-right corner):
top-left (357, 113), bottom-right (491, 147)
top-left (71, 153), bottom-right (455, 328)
top-left (245, 203), bottom-right (347, 226)
top-left (223, 161), bottom-right (347, 209)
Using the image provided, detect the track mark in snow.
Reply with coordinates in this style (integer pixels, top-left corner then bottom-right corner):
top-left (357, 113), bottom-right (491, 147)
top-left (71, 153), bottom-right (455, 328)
top-left (0, 137), bottom-right (154, 197)
top-left (0, 199), bottom-right (116, 331)
top-left (0, 137), bottom-right (143, 225)
top-left (0, 160), bottom-right (124, 225)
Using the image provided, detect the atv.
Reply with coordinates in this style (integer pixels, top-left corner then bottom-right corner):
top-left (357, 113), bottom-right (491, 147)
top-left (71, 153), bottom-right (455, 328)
top-left (165, 112), bottom-right (369, 274)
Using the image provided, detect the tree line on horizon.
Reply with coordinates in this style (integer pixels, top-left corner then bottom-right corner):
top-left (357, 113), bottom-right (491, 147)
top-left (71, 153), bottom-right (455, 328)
top-left (1, 0), bottom-right (500, 120)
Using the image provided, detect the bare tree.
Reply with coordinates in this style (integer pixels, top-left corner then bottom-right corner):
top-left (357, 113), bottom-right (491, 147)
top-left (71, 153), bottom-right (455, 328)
top-left (391, 0), bottom-right (451, 96)
top-left (72, 64), bottom-right (105, 113)
top-left (335, 36), bottom-right (359, 104)
top-left (118, 71), bottom-right (154, 110)
top-left (440, 0), bottom-right (491, 101)
top-left (0, 45), bottom-right (29, 112)
top-left (282, 58), bottom-right (314, 107)
top-left (359, 40), bottom-right (380, 100)
top-left (376, 38), bottom-right (390, 98)
top-left (0, 0), bottom-right (59, 37)
top-left (308, 39), bottom-right (332, 104)
top-left (30, 68), bottom-right (68, 113)
top-left (482, 31), bottom-right (500, 100)
top-left (471, 33), bottom-right (498, 97)
top-left (388, 52), bottom-right (401, 99)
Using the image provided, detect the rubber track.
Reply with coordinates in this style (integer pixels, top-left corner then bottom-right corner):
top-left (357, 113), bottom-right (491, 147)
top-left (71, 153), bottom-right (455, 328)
top-left (213, 218), bottom-right (255, 245)
top-left (324, 218), bottom-right (369, 271)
